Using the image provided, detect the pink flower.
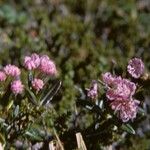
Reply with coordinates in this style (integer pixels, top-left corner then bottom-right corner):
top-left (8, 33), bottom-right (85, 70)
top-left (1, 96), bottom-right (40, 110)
top-left (102, 73), bottom-right (136, 101)
top-left (107, 78), bottom-right (136, 100)
top-left (127, 58), bottom-right (144, 78)
top-left (87, 81), bottom-right (98, 100)
top-left (102, 72), bottom-right (115, 85)
top-left (4, 64), bottom-right (21, 77)
top-left (39, 55), bottom-right (57, 76)
top-left (110, 99), bottom-right (140, 122)
top-left (32, 78), bottom-right (44, 92)
top-left (11, 80), bottom-right (24, 95)
top-left (24, 53), bottom-right (40, 70)
top-left (0, 71), bottom-right (6, 81)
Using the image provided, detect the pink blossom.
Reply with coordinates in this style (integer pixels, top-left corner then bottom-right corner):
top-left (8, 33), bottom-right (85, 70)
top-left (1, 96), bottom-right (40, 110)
top-left (4, 64), bottom-right (21, 77)
top-left (110, 99), bottom-right (140, 122)
top-left (102, 73), bottom-right (136, 100)
top-left (24, 53), bottom-right (40, 70)
top-left (11, 80), bottom-right (24, 95)
top-left (39, 55), bottom-right (57, 76)
top-left (0, 71), bottom-right (6, 81)
top-left (127, 58), bottom-right (144, 78)
top-left (102, 72), bottom-right (115, 85)
top-left (32, 78), bottom-right (44, 92)
top-left (87, 81), bottom-right (98, 100)
top-left (107, 78), bottom-right (136, 100)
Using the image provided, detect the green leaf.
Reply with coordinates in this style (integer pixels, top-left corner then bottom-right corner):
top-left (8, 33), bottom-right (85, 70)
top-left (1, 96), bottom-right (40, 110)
top-left (28, 72), bottom-right (33, 87)
top-left (0, 118), bottom-right (8, 128)
top-left (76, 99), bottom-right (94, 108)
top-left (0, 85), bottom-right (11, 107)
top-left (1, 5), bottom-right (17, 24)
top-left (138, 107), bottom-right (145, 116)
top-left (17, 12), bottom-right (27, 24)
top-left (0, 132), bottom-right (5, 145)
top-left (25, 130), bottom-right (43, 141)
top-left (6, 99), bottom-right (13, 111)
top-left (25, 87), bottom-right (38, 106)
top-left (77, 99), bottom-right (103, 115)
top-left (40, 80), bottom-right (61, 106)
top-left (14, 105), bottom-right (19, 118)
top-left (121, 124), bottom-right (135, 134)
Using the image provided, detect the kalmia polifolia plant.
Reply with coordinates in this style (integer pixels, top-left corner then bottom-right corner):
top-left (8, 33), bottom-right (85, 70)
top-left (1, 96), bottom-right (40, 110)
top-left (77, 58), bottom-right (147, 146)
top-left (0, 53), bottom-right (61, 148)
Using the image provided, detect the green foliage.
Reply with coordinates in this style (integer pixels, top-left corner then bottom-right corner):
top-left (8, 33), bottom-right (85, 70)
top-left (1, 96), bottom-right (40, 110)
top-left (0, 0), bottom-right (150, 149)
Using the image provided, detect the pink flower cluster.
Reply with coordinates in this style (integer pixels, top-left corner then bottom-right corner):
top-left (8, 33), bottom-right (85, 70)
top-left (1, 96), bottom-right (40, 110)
top-left (0, 64), bottom-right (24, 95)
top-left (39, 55), bottom-right (57, 76)
top-left (102, 72), bottom-right (139, 122)
top-left (24, 53), bottom-right (57, 92)
top-left (11, 80), bottom-right (24, 95)
top-left (87, 81), bottom-right (98, 100)
top-left (127, 58), bottom-right (144, 78)
top-left (32, 78), bottom-right (44, 92)
top-left (0, 53), bottom-right (58, 95)
top-left (24, 53), bottom-right (57, 76)
top-left (101, 58), bottom-right (145, 122)
top-left (24, 53), bottom-right (40, 70)
top-left (102, 73), bottom-right (136, 100)
top-left (4, 64), bottom-right (20, 77)
top-left (110, 99), bottom-right (140, 122)
top-left (0, 71), bottom-right (6, 81)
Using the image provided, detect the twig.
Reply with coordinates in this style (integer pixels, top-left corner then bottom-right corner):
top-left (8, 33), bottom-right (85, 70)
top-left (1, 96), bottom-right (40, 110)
top-left (53, 128), bottom-right (64, 150)
top-left (76, 132), bottom-right (87, 150)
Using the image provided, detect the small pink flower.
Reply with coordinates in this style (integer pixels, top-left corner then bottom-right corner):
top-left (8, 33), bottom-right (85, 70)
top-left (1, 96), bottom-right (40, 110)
top-left (127, 58), bottom-right (144, 78)
top-left (102, 72), bottom-right (115, 85)
top-left (24, 53), bottom-right (40, 70)
top-left (4, 64), bottom-right (21, 77)
top-left (39, 55), bottom-right (57, 76)
top-left (11, 80), bottom-right (24, 95)
top-left (0, 71), bottom-right (6, 81)
top-left (102, 73), bottom-right (136, 101)
top-left (110, 99), bottom-right (140, 122)
top-left (32, 78), bottom-right (44, 92)
top-left (87, 81), bottom-right (98, 100)
top-left (107, 78), bottom-right (136, 100)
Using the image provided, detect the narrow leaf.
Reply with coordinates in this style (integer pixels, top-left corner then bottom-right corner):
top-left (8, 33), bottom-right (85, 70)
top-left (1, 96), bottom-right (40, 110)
top-left (25, 87), bottom-right (38, 106)
top-left (0, 133), bottom-right (5, 145)
top-left (14, 105), bottom-right (19, 117)
top-left (25, 131), bottom-right (42, 141)
top-left (40, 80), bottom-right (61, 106)
top-left (121, 124), bottom-right (135, 134)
